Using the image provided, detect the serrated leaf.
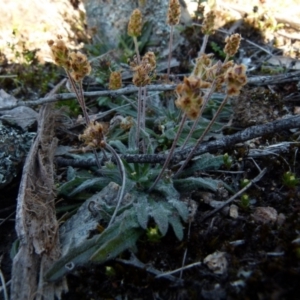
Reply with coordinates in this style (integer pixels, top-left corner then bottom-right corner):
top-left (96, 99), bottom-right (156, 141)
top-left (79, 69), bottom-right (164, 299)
top-left (150, 202), bottom-right (170, 236)
top-left (168, 214), bottom-right (184, 241)
top-left (174, 177), bottom-right (220, 192)
top-left (168, 199), bottom-right (189, 222)
top-left (134, 196), bottom-right (149, 229)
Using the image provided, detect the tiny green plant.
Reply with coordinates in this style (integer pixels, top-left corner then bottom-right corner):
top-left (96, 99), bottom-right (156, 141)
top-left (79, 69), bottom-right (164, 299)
top-left (223, 153), bottom-right (232, 169)
top-left (282, 171), bottom-right (300, 189)
top-left (240, 193), bottom-right (250, 209)
top-left (146, 226), bottom-right (162, 243)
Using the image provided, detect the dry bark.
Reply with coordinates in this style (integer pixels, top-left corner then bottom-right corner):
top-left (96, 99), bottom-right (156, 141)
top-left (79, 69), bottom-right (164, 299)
top-left (10, 101), bottom-right (67, 299)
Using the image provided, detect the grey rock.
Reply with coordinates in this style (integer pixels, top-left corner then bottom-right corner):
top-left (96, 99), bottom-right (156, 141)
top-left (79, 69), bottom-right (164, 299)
top-left (0, 122), bottom-right (35, 189)
top-left (82, 0), bottom-right (191, 56)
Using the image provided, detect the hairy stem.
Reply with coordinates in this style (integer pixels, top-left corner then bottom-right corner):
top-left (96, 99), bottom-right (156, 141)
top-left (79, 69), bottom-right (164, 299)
top-left (167, 25), bottom-right (174, 77)
top-left (105, 143), bottom-right (127, 227)
top-left (198, 34), bottom-right (209, 56)
top-left (136, 87), bottom-right (142, 149)
top-left (181, 77), bottom-right (219, 149)
top-left (149, 113), bottom-right (187, 191)
top-left (175, 94), bottom-right (229, 177)
top-left (133, 36), bottom-right (140, 64)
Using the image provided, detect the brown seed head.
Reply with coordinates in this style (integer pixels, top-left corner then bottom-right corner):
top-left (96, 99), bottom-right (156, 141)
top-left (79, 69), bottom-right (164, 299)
top-left (128, 9), bottom-right (143, 37)
top-left (225, 64), bottom-right (247, 96)
top-left (175, 76), bottom-right (207, 119)
top-left (192, 53), bottom-right (214, 78)
top-left (167, 0), bottom-right (181, 26)
top-left (131, 52), bottom-right (156, 87)
top-left (109, 71), bottom-right (122, 90)
top-left (202, 11), bottom-right (216, 35)
top-left (47, 37), bottom-right (70, 69)
top-left (69, 51), bottom-right (91, 82)
top-left (79, 121), bottom-right (105, 149)
top-left (142, 51), bottom-right (156, 71)
top-left (224, 34), bottom-right (241, 57)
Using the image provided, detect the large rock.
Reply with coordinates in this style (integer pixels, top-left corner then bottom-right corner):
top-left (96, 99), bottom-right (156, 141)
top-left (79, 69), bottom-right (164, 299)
top-left (82, 0), bottom-right (192, 56)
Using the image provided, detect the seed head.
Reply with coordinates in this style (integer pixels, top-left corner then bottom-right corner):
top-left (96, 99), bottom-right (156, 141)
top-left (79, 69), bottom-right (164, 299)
top-left (175, 76), bottom-right (210, 120)
top-left (202, 11), bottom-right (216, 35)
top-left (224, 34), bottom-right (241, 57)
top-left (109, 71), bottom-right (122, 90)
top-left (225, 64), bottom-right (247, 96)
top-left (192, 53), bottom-right (214, 78)
top-left (167, 0), bottom-right (181, 26)
top-left (69, 51), bottom-right (91, 82)
top-left (47, 36), bottom-right (70, 69)
top-left (131, 52), bottom-right (156, 87)
top-left (79, 121), bottom-right (105, 149)
top-left (128, 9), bottom-right (143, 37)
top-left (142, 51), bottom-right (156, 71)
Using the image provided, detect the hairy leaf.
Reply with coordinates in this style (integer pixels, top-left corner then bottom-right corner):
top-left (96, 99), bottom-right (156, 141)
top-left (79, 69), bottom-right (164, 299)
top-left (69, 177), bottom-right (110, 197)
top-left (150, 201), bottom-right (171, 236)
top-left (174, 177), bottom-right (220, 192)
top-left (134, 195), bottom-right (149, 229)
top-left (168, 199), bottom-right (189, 222)
top-left (90, 227), bottom-right (143, 263)
top-left (168, 214), bottom-right (184, 241)
top-left (180, 153), bottom-right (224, 177)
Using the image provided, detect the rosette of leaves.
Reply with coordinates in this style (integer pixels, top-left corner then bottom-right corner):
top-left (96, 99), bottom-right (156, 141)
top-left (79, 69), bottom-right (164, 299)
top-left (49, 105), bottom-right (228, 281)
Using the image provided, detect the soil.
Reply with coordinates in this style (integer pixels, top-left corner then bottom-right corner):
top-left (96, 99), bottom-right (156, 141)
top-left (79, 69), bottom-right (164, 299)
top-left (1, 1), bottom-right (300, 299)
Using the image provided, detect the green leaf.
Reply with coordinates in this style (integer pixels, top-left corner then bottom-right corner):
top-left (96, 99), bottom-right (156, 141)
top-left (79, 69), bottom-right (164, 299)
top-left (58, 177), bottom-right (90, 197)
top-left (67, 166), bottom-right (76, 181)
top-left (69, 178), bottom-right (109, 197)
top-left (154, 181), bottom-right (179, 199)
top-left (168, 214), bottom-right (184, 241)
top-left (109, 140), bottom-right (128, 154)
top-left (150, 201), bottom-right (170, 236)
top-left (134, 195), bottom-right (149, 229)
top-left (128, 126), bottom-right (137, 152)
top-left (180, 153), bottom-right (224, 177)
top-left (174, 177), bottom-right (220, 192)
top-left (45, 209), bottom-right (139, 282)
top-left (168, 199), bottom-right (189, 222)
top-left (90, 227), bottom-right (142, 263)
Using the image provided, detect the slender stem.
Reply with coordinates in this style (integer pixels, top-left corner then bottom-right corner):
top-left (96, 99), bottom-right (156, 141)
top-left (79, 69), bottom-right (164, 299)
top-left (105, 143), bottom-right (127, 227)
top-left (136, 87), bottom-right (142, 149)
top-left (141, 87), bottom-right (147, 153)
top-left (133, 36), bottom-right (140, 64)
top-left (78, 80), bottom-right (90, 124)
top-left (65, 72), bottom-right (103, 170)
top-left (175, 94), bottom-right (229, 177)
top-left (149, 113), bottom-right (187, 192)
top-left (181, 77), bottom-right (218, 149)
top-left (65, 71), bottom-right (90, 124)
top-left (198, 34), bottom-right (209, 56)
top-left (167, 25), bottom-right (174, 78)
